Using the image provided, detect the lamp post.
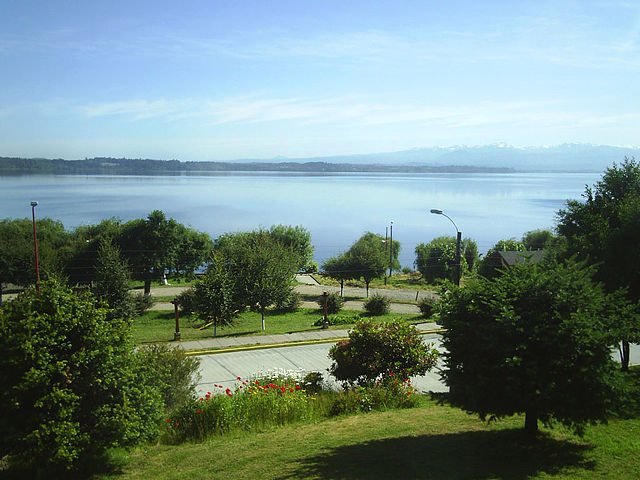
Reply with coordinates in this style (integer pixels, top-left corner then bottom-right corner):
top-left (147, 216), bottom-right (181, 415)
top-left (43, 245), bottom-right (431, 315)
top-left (30, 201), bottom-right (41, 291)
top-left (389, 221), bottom-right (393, 277)
top-left (430, 209), bottom-right (461, 286)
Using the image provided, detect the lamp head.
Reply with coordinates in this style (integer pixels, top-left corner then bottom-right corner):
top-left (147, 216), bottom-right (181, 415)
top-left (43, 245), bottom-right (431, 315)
top-left (430, 209), bottom-right (442, 215)
top-left (30, 201), bottom-right (38, 207)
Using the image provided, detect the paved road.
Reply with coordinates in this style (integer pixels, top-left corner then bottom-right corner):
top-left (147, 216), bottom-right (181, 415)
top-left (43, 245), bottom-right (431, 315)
top-left (193, 334), bottom-right (640, 397)
top-left (195, 332), bottom-right (447, 397)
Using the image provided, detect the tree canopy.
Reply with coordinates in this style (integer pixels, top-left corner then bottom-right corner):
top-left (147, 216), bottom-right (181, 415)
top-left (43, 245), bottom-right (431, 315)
top-left (414, 235), bottom-right (467, 284)
top-left (556, 158), bottom-right (640, 370)
top-left (439, 261), bottom-right (627, 437)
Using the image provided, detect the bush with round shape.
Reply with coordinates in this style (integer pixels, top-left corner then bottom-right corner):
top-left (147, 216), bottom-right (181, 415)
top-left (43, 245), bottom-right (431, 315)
top-left (363, 294), bottom-right (390, 316)
top-left (328, 319), bottom-right (438, 387)
top-left (318, 292), bottom-right (344, 314)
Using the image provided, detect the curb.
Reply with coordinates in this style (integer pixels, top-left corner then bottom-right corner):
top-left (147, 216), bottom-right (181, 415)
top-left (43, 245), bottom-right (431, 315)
top-left (181, 328), bottom-right (447, 356)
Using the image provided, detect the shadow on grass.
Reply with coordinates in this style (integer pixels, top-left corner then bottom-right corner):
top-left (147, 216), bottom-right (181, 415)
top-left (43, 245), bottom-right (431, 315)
top-left (282, 429), bottom-right (594, 480)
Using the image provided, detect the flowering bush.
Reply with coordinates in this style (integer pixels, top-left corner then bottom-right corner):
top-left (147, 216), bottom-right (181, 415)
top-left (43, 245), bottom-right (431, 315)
top-left (162, 374), bottom-right (315, 443)
top-left (329, 376), bottom-right (419, 415)
top-left (329, 319), bottom-right (439, 387)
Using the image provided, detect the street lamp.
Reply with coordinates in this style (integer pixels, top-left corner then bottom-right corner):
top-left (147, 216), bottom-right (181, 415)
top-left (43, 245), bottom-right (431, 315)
top-left (389, 221), bottom-right (393, 277)
top-left (430, 209), bottom-right (461, 286)
top-left (30, 201), bottom-right (41, 290)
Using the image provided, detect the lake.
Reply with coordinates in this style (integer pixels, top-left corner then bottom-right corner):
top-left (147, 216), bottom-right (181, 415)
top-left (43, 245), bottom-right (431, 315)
top-left (0, 171), bottom-right (601, 269)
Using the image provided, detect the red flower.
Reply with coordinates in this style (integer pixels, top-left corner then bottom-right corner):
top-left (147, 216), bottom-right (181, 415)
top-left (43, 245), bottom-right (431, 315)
top-left (196, 410), bottom-right (202, 413)
top-left (237, 376), bottom-right (241, 380)
top-left (165, 418), bottom-right (171, 422)
top-left (225, 388), bottom-right (232, 396)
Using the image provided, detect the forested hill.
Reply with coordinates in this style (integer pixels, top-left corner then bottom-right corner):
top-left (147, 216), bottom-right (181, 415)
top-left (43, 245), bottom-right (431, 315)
top-left (0, 157), bottom-right (514, 174)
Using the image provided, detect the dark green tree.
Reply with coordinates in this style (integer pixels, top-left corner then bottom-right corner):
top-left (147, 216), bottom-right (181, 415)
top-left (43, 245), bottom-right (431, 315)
top-left (556, 158), bottom-right (640, 370)
top-left (0, 217), bottom-right (72, 295)
top-left (347, 232), bottom-right (388, 297)
top-left (439, 261), bottom-right (627, 437)
top-left (462, 237), bottom-right (479, 272)
top-left (0, 280), bottom-right (163, 474)
top-left (521, 229), bottom-right (557, 250)
top-left (93, 237), bottom-right (135, 320)
top-left (415, 236), bottom-right (467, 283)
top-left (117, 211), bottom-right (212, 295)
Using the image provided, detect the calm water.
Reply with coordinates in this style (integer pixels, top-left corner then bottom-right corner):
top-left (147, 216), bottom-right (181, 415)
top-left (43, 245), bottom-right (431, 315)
top-left (0, 172), bottom-right (601, 268)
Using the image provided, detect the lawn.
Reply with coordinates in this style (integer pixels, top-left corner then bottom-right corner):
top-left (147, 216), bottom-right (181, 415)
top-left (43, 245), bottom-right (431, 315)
top-left (102, 397), bottom-right (640, 480)
top-left (132, 308), bottom-right (422, 344)
top-left (315, 272), bottom-right (438, 292)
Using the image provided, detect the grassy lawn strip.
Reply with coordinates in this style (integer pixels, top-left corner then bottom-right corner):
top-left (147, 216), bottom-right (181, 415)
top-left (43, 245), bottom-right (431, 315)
top-left (132, 308), bottom-right (422, 344)
top-left (105, 397), bottom-right (640, 480)
top-left (315, 272), bottom-right (437, 291)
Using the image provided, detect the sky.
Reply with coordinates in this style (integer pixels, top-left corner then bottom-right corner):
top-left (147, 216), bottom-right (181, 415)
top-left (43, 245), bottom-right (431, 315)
top-left (1, 0), bottom-right (639, 161)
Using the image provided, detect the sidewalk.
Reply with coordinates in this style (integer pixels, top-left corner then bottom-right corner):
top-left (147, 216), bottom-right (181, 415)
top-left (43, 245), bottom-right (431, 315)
top-left (171, 321), bottom-right (442, 354)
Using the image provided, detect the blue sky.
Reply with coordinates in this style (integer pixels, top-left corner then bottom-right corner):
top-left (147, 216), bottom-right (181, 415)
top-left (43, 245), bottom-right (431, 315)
top-left (1, 0), bottom-right (639, 160)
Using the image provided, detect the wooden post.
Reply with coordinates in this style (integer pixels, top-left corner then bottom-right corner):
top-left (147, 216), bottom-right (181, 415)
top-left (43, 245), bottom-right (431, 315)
top-left (322, 291), bottom-right (329, 329)
top-left (171, 299), bottom-right (181, 341)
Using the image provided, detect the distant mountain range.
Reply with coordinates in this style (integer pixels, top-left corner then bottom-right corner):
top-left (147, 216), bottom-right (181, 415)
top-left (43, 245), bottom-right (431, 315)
top-left (1, 144), bottom-right (638, 174)
top-left (229, 143), bottom-right (640, 172)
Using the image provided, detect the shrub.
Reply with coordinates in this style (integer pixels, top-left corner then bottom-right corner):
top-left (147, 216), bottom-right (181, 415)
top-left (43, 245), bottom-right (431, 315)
top-left (318, 292), bottom-right (344, 314)
top-left (134, 344), bottom-right (201, 410)
top-left (329, 378), bottom-right (419, 415)
top-left (401, 266), bottom-right (414, 274)
top-left (131, 291), bottom-right (154, 316)
top-left (313, 312), bottom-right (362, 326)
top-left (328, 319), bottom-right (439, 387)
top-left (162, 374), bottom-right (314, 443)
top-left (275, 290), bottom-right (301, 313)
top-left (363, 294), bottom-right (390, 316)
top-left (0, 280), bottom-right (162, 474)
top-left (418, 296), bottom-right (440, 318)
top-left (175, 287), bottom-right (196, 314)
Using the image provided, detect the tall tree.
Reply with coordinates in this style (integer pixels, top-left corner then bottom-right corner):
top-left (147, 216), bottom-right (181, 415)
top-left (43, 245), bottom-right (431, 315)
top-left (415, 236), bottom-right (467, 284)
top-left (321, 253), bottom-right (356, 297)
top-left (216, 230), bottom-right (297, 330)
top-left (0, 217), bottom-right (72, 297)
top-left (439, 261), bottom-right (627, 437)
top-left (117, 211), bottom-right (212, 295)
top-left (347, 232), bottom-right (388, 297)
top-left (268, 224), bottom-right (315, 272)
top-left (556, 158), bottom-right (640, 370)
top-left (93, 238), bottom-right (135, 321)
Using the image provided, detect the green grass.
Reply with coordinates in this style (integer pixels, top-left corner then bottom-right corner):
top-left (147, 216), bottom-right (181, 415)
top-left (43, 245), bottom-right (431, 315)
top-left (100, 397), bottom-right (640, 480)
top-left (132, 308), bottom-right (421, 344)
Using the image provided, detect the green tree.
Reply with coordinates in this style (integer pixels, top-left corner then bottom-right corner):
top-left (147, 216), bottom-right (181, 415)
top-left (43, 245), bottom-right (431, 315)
top-left (0, 280), bottom-right (163, 474)
top-left (321, 253), bottom-right (356, 297)
top-left (328, 319), bottom-right (438, 387)
top-left (556, 158), bottom-right (640, 370)
top-left (521, 229), bottom-right (556, 250)
top-left (93, 237), bottom-right (135, 320)
top-left (268, 224), bottom-right (315, 272)
top-left (216, 230), bottom-right (297, 330)
top-left (462, 237), bottom-right (479, 272)
top-left (347, 232), bottom-right (388, 297)
top-left (185, 257), bottom-right (240, 336)
top-left (0, 217), bottom-right (72, 295)
top-left (415, 236), bottom-right (467, 284)
top-left (117, 211), bottom-right (212, 295)
top-left (439, 261), bottom-right (627, 437)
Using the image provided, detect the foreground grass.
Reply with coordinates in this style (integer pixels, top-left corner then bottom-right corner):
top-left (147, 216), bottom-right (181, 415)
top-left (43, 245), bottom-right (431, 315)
top-left (103, 398), bottom-right (640, 480)
top-left (132, 309), bottom-right (421, 344)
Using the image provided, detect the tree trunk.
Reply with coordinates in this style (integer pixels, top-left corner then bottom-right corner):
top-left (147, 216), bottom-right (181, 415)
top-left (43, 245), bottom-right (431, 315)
top-left (365, 280), bottom-right (370, 298)
top-left (144, 279), bottom-right (151, 296)
top-left (340, 279), bottom-right (343, 297)
top-left (524, 409), bottom-right (538, 438)
top-left (0, 282), bottom-right (3, 306)
top-left (621, 340), bottom-right (630, 372)
top-left (261, 310), bottom-right (266, 330)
